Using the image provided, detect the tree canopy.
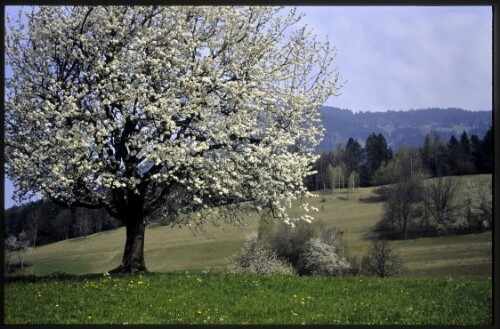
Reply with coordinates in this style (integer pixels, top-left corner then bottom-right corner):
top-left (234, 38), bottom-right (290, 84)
top-left (5, 6), bottom-right (339, 272)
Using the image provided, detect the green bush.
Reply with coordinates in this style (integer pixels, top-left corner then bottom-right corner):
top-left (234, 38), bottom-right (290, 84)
top-left (269, 220), bottom-right (315, 274)
top-left (237, 213), bottom-right (351, 276)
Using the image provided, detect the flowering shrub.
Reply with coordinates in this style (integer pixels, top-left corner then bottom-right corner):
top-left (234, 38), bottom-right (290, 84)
top-left (267, 219), bottom-right (351, 275)
top-left (231, 218), bottom-right (352, 276)
top-left (301, 238), bottom-right (350, 276)
top-left (4, 232), bottom-right (32, 273)
top-left (229, 232), bottom-right (294, 275)
top-left (453, 180), bottom-right (492, 232)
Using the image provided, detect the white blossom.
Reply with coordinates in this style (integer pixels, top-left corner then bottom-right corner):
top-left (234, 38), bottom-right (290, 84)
top-left (6, 6), bottom-right (340, 227)
top-left (302, 238), bottom-right (351, 276)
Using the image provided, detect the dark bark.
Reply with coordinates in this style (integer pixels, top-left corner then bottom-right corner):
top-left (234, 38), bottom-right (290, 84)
top-left (402, 215), bottom-right (408, 238)
top-left (110, 214), bottom-right (147, 273)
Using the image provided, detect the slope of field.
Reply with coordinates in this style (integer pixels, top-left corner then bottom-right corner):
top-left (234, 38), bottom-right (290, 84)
top-left (21, 175), bottom-right (492, 277)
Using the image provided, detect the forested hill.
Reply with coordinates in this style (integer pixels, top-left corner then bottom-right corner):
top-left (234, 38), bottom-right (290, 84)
top-left (318, 107), bottom-right (492, 152)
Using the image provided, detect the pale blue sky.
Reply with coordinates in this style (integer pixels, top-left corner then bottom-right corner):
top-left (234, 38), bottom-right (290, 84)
top-left (297, 6), bottom-right (492, 112)
top-left (3, 6), bottom-right (493, 209)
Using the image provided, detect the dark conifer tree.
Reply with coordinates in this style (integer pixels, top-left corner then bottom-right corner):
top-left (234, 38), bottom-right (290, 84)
top-left (480, 126), bottom-right (493, 173)
top-left (446, 135), bottom-right (462, 175)
top-left (421, 132), bottom-right (448, 177)
top-left (364, 133), bottom-right (393, 183)
top-left (459, 131), bottom-right (470, 154)
top-left (343, 138), bottom-right (363, 176)
top-left (470, 134), bottom-right (482, 172)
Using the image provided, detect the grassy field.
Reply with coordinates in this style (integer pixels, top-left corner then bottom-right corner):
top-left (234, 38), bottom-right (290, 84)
top-left (4, 272), bottom-right (492, 325)
top-left (18, 174), bottom-right (492, 277)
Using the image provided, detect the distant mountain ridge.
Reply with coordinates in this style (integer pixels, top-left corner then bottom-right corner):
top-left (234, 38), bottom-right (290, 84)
top-left (317, 107), bottom-right (492, 152)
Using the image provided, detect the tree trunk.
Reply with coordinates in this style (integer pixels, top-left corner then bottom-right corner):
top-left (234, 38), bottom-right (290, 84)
top-left (83, 217), bottom-right (88, 238)
top-left (6, 252), bottom-right (11, 273)
top-left (31, 226), bottom-right (38, 248)
top-left (18, 251), bottom-right (24, 270)
top-left (110, 217), bottom-right (147, 273)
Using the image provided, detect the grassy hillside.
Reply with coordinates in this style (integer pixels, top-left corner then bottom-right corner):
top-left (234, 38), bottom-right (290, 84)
top-left (20, 174), bottom-right (492, 277)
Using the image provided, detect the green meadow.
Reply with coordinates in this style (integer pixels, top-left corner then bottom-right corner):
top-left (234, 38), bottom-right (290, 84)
top-left (4, 273), bottom-right (492, 325)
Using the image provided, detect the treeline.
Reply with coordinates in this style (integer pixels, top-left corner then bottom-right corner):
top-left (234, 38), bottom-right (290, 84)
top-left (5, 199), bottom-right (121, 248)
top-left (317, 106), bottom-right (492, 151)
top-left (306, 126), bottom-right (493, 191)
top-left (5, 127), bottom-right (492, 249)
top-left (375, 175), bottom-right (492, 239)
top-left (306, 127), bottom-right (493, 240)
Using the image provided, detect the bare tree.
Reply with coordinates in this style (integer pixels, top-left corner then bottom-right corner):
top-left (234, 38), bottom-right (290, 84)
top-left (55, 209), bottom-right (73, 240)
top-left (332, 164), bottom-right (347, 190)
top-left (327, 163), bottom-right (336, 193)
top-left (4, 236), bottom-right (16, 273)
top-left (425, 176), bottom-right (458, 234)
top-left (361, 239), bottom-right (404, 277)
top-left (74, 208), bottom-right (92, 238)
top-left (25, 208), bottom-right (40, 248)
top-left (419, 183), bottom-right (433, 230)
top-left (345, 170), bottom-right (359, 200)
top-left (383, 176), bottom-right (424, 237)
top-left (4, 232), bottom-right (32, 273)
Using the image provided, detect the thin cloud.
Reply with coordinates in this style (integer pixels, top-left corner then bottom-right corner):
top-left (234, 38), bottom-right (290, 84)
top-left (298, 6), bottom-right (492, 112)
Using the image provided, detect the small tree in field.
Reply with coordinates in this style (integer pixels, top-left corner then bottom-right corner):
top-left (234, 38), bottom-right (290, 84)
top-left (382, 175), bottom-right (424, 237)
top-left (345, 170), bottom-right (359, 199)
top-left (458, 179), bottom-right (482, 230)
top-left (478, 182), bottom-right (492, 228)
top-left (4, 232), bottom-right (32, 273)
top-left (361, 239), bottom-right (404, 278)
top-left (327, 163), bottom-right (335, 193)
top-left (424, 176), bottom-right (457, 234)
top-left (6, 6), bottom-right (339, 272)
top-left (458, 179), bottom-right (493, 231)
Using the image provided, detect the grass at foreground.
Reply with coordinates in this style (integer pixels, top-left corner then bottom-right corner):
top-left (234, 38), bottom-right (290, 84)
top-left (4, 272), bottom-right (492, 325)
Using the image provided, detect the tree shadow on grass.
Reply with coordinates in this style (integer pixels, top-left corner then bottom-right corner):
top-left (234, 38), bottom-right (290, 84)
top-left (361, 230), bottom-right (380, 241)
top-left (66, 236), bottom-right (89, 242)
top-left (358, 195), bottom-right (384, 203)
top-left (4, 271), bottom-right (99, 283)
top-left (4, 262), bottom-right (33, 276)
top-left (3, 270), bottom-right (157, 283)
